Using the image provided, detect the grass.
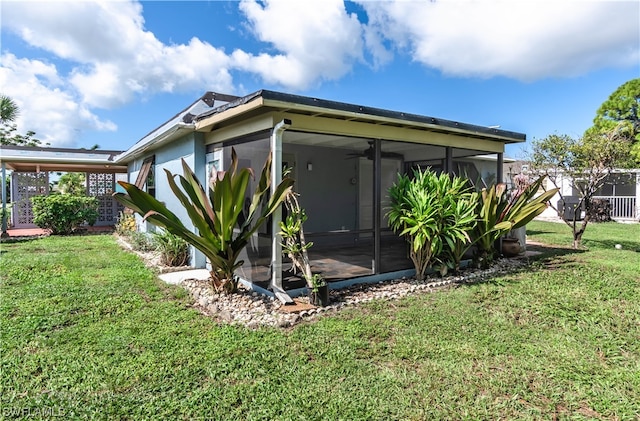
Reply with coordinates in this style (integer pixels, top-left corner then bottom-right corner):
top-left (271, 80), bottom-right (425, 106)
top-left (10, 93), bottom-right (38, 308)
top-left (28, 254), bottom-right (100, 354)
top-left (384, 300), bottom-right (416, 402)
top-left (1, 223), bottom-right (639, 420)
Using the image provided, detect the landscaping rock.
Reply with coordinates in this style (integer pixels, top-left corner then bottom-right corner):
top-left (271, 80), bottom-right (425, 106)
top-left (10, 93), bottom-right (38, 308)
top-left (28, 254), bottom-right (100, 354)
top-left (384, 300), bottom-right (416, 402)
top-left (179, 257), bottom-right (529, 329)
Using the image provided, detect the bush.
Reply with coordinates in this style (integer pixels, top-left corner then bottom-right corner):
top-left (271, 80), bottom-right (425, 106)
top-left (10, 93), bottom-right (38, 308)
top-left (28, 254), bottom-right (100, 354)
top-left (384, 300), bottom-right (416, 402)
top-left (115, 211), bottom-right (137, 235)
top-left (387, 169), bottom-right (477, 280)
top-left (153, 230), bottom-right (190, 266)
top-left (0, 207), bottom-right (11, 228)
top-left (586, 198), bottom-right (612, 222)
top-left (128, 231), bottom-right (156, 252)
top-left (31, 194), bottom-right (98, 235)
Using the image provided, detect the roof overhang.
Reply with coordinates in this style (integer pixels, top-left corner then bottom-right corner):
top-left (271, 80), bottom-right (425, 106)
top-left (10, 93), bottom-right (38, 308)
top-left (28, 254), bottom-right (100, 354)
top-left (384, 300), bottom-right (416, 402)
top-left (114, 122), bottom-right (194, 164)
top-left (0, 146), bottom-right (127, 173)
top-left (195, 90), bottom-right (526, 146)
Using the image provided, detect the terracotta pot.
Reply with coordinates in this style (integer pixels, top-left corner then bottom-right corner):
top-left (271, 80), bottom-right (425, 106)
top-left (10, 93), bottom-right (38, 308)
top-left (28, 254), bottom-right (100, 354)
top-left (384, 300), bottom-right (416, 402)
top-left (501, 238), bottom-right (522, 257)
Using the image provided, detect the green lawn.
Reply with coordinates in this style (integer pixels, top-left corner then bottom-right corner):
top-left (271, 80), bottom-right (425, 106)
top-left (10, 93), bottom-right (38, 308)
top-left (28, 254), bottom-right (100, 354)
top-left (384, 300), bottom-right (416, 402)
top-left (1, 223), bottom-right (639, 420)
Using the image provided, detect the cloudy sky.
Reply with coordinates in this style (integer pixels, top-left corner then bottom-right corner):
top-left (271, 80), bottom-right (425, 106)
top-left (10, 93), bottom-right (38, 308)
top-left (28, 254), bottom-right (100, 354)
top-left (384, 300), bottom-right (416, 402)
top-left (1, 0), bottom-right (638, 157)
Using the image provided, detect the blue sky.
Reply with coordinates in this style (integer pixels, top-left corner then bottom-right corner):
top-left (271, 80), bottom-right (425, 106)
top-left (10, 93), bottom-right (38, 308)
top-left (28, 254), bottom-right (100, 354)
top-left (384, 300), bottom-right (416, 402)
top-left (1, 0), bottom-right (638, 158)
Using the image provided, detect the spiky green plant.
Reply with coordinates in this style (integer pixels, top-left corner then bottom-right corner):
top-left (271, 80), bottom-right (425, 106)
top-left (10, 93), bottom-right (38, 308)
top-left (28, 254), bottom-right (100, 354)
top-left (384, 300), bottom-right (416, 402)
top-left (473, 175), bottom-right (558, 265)
top-left (113, 149), bottom-right (294, 293)
top-left (387, 169), bottom-right (478, 281)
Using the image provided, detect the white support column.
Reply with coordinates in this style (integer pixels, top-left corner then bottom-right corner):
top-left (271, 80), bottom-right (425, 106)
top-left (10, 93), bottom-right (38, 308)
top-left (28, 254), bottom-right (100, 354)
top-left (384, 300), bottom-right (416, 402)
top-left (270, 119), bottom-right (293, 304)
top-left (636, 173), bottom-right (640, 221)
top-left (1, 162), bottom-right (8, 237)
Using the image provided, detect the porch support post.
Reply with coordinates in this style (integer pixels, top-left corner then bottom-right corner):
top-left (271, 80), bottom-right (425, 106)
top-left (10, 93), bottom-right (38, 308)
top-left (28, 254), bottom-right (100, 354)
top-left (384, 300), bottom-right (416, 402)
top-left (636, 173), bottom-right (640, 220)
top-left (270, 119), bottom-right (294, 304)
top-left (445, 146), bottom-right (453, 175)
top-left (1, 162), bottom-right (8, 238)
top-left (373, 139), bottom-right (382, 274)
top-left (497, 152), bottom-right (504, 183)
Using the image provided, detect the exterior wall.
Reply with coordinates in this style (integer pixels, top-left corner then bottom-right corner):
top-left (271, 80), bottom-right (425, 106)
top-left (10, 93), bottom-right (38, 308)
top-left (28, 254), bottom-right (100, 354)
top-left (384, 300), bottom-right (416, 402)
top-left (130, 132), bottom-right (207, 268)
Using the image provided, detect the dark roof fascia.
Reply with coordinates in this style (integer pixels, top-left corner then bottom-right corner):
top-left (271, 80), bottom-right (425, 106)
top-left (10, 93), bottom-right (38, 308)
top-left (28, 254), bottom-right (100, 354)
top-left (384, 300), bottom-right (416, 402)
top-left (195, 89), bottom-right (526, 143)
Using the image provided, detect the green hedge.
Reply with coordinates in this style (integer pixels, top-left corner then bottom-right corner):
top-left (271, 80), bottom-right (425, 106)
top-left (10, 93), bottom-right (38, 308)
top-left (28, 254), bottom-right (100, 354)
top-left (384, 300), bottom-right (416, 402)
top-left (31, 194), bottom-right (99, 235)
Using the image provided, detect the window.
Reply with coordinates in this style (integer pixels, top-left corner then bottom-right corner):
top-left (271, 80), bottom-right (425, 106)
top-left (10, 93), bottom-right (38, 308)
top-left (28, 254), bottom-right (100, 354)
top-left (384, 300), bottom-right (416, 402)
top-left (134, 156), bottom-right (155, 197)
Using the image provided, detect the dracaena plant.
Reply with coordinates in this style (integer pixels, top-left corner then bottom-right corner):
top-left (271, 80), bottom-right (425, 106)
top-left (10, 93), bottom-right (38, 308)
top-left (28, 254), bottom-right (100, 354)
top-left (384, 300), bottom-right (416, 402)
top-left (473, 175), bottom-right (558, 265)
top-left (113, 149), bottom-right (294, 294)
top-left (387, 169), bottom-right (478, 281)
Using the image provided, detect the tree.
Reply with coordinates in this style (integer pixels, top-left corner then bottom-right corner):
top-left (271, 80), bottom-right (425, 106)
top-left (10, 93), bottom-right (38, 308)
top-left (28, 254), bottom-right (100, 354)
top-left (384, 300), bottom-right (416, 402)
top-left (0, 94), bottom-right (42, 147)
top-left (57, 172), bottom-right (86, 196)
top-left (529, 128), bottom-right (632, 248)
top-left (591, 78), bottom-right (640, 164)
top-left (0, 94), bottom-right (19, 123)
top-left (0, 124), bottom-right (42, 147)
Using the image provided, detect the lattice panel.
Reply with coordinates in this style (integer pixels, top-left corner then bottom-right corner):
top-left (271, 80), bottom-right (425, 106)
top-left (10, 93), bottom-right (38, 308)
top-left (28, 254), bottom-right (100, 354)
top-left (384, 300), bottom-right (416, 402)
top-left (87, 172), bottom-right (120, 225)
top-left (88, 173), bottom-right (114, 196)
top-left (11, 172), bottom-right (49, 227)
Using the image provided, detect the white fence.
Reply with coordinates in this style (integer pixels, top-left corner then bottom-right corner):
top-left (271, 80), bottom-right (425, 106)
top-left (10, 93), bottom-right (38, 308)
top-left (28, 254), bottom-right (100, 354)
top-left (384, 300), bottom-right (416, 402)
top-left (594, 196), bottom-right (637, 220)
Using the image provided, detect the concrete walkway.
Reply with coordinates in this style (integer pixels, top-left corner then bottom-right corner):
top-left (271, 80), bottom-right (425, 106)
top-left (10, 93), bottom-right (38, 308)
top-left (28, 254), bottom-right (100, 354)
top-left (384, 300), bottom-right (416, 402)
top-left (158, 269), bottom-right (210, 285)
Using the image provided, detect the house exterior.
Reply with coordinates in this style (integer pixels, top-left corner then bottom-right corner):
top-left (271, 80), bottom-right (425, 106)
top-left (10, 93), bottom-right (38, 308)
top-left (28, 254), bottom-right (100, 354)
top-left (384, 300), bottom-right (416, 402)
top-left (112, 89), bottom-right (526, 298)
top-left (504, 161), bottom-right (640, 221)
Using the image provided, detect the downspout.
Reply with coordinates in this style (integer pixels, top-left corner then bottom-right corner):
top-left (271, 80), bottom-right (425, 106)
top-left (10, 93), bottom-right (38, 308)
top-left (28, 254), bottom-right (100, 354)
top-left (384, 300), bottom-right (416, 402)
top-left (270, 119), bottom-right (294, 304)
top-left (445, 146), bottom-right (453, 175)
top-left (497, 152), bottom-right (504, 183)
top-left (1, 162), bottom-right (7, 238)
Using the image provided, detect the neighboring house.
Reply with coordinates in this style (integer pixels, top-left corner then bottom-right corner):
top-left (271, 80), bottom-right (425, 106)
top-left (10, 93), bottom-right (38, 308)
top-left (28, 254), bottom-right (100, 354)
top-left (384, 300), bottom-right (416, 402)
top-left (112, 89), bottom-right (526, 296)
top-left (504, 160), bottom-right (640, 221)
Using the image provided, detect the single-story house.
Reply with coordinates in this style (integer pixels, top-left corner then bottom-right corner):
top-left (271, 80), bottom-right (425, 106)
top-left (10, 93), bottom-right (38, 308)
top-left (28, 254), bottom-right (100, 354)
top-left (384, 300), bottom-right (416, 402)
top-left (1, 89), bottom-right (527, 300)
top-left (110, 89), bottom-right (526, 298)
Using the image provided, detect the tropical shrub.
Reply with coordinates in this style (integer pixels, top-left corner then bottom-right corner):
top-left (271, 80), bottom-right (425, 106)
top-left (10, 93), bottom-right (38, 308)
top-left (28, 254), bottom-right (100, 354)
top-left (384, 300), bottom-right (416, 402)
top-left (31, 194), bottom-right (98, 235)
top-left (128, 231), bottom-right (156, 252)
top-left (153, 230), bottom-right (190, 267)
top-left (387, 169), bottom-right (478, 281)
top-left (0, 207), bottom-right (11, 229)
top-left (115, 211), bottom-right (137, 235)
top-left (472, 175), bottom-right (558, 265)
top-left (279, 190), bottom-right (325, 292)
top-left (113, 149), bottom-right (294, 294)
top-left (438, 190), bottom-right (479, 274)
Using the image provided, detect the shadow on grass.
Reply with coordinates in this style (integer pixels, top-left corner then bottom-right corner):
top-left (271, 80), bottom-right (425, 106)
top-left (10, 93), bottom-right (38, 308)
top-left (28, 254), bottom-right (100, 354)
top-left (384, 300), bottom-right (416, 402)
top-left (0, 235), bottom-right (49, 245)
top-left (457, 244), bottom-right (587, 289)
top-left (526, 229), bottom-right (557, 236)
top-left (583, 238), bottom-right (640, 252)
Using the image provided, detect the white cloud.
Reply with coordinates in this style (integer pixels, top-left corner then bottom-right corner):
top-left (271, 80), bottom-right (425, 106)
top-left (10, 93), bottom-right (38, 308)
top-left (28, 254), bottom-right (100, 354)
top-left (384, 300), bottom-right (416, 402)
top-left (0, 53), bottom-right (116, 147)
top-left (2, 0), bottom-right (234, 109)
top-left (233, 0), bottom-right (365, 89)
top-left (2, 0), bottom-right (637, 148)
top-left (359, 0), bottom-right (640, 80)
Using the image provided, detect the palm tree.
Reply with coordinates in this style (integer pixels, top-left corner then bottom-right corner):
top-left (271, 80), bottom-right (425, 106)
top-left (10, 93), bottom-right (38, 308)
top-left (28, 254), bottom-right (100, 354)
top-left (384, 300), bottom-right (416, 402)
top-left (0, 95), bottom-right (19, 124)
